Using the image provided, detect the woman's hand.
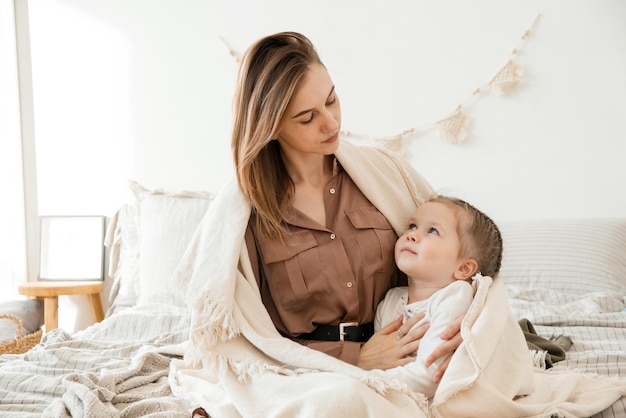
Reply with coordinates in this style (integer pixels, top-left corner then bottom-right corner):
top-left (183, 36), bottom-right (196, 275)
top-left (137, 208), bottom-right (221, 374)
top-left (357, 313), bottom-right (428, 370)
top-left (424, 313), bottom-right (463, 383)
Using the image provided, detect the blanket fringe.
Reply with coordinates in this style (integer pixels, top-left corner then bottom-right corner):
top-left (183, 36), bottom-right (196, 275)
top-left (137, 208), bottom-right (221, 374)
top-left (529, 349), bottom-right (548, 369)
top-left (186, 305), bottom-right (240, 365)
top-left (201, 352), bottom-right (430, 415)
top-left (360, 374), bottom-right (430, 413)
top-left (207, 353), bottom-right (305, 383)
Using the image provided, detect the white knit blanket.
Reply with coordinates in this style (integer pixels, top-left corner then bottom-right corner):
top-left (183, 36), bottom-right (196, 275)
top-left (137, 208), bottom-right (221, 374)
top-left (169, 140), bottom-right (626, 417)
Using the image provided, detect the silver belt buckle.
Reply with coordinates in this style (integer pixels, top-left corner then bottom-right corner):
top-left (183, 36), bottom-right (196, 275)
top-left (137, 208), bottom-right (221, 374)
top-left (339, 322), bottom-right (359, 342)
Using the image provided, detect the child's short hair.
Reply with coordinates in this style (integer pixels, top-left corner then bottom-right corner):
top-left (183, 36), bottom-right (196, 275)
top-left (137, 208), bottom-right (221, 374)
top-left (429, 196), bottom-right (503, 277)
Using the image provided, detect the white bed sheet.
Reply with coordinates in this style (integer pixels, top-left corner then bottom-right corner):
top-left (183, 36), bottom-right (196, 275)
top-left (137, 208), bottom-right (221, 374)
top-left (0, 302), bottom-right (192, 417)
top-left (507, 286), bottom-right (626, 418)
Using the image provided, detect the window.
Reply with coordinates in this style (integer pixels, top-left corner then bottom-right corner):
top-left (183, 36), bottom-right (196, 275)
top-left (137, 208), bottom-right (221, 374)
top-left (0, 1), bottom-right (27, 301)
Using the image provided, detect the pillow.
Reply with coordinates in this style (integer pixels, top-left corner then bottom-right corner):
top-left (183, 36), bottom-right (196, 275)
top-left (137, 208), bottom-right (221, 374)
top-left (133, 181), bottom-right (214, 307)
top-left (0, 299), bottom-right (44, 342)
top-left (499, 218), bottom-right (626, 295)
top-left (105, 181), bottom-right (214, 312)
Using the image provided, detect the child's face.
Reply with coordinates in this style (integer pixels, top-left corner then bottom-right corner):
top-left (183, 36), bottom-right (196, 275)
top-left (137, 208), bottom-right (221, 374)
top-left (395, 201), bottom-right (466, 284)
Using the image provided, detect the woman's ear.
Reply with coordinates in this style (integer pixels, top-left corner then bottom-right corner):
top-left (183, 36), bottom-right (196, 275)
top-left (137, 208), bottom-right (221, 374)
top-left (454, 259), bottom-right (479, 280)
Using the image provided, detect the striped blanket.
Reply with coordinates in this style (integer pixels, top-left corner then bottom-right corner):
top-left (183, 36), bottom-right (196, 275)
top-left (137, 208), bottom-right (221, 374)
top-left (0, 301), bottom-right (191, 417)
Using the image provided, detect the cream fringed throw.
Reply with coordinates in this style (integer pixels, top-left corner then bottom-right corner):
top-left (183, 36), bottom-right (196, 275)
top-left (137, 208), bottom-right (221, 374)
top-left (169, 140), bottom-right (435, 417)
top-left (169, 140), bottom-right (626, 417)
top-left (430, 275), bottom-right (626, 417)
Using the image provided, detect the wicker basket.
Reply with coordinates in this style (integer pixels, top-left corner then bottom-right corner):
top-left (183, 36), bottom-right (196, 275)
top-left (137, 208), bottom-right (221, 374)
top-left (0, 313), bottom-right (43, 355)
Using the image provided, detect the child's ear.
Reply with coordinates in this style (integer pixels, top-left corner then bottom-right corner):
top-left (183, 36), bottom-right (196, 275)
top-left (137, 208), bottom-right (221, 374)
top-left (454, 259), bottom-right (479, 280)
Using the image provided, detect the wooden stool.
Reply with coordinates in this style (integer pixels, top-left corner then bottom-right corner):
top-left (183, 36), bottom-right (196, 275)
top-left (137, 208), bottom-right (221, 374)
top-left (18, 281), bottom-right (104, 331)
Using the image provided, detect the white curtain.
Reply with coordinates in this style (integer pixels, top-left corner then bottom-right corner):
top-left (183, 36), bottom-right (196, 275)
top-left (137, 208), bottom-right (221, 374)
top-left (0, 1), bottom-right (28, 301)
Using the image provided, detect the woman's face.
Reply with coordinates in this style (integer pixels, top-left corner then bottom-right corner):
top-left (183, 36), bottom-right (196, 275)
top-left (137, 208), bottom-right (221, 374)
top-left (275, 63), bottom-right (341, 160)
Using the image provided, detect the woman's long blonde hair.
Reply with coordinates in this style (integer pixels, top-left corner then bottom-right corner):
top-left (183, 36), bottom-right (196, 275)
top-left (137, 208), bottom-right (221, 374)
top-left (231, 32), bottom-right (323, 240)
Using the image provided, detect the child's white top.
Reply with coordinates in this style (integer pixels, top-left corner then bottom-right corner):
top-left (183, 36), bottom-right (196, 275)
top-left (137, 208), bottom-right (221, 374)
top-left (373, 280), bottom-right (474, 398)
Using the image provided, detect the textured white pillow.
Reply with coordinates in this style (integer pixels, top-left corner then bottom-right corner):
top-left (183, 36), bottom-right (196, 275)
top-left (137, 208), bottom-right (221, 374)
top-left (133, 182), bottom-right (214, 307)
top-left (499, 218), bottom-right (626, 295)
top-left (105, 181), bottom-right (214, 312)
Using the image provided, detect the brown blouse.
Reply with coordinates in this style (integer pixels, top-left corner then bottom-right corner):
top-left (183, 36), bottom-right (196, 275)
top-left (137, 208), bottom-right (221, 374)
top-left (244, 160), bottom-right (406, 365)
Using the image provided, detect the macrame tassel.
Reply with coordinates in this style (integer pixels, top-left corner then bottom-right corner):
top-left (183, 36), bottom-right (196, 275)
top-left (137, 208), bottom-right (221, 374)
top-left (436, 107), bottom-right (469, 144)
top-left (489, 60), bottom-right (523, 95)
top-left (219, 36), bottom-right (241, 63)
top-left (373, 134), bottom-right (405, 155)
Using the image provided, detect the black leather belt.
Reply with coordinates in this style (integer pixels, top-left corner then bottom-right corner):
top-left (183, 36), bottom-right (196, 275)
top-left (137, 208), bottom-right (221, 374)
top-left (298, 322), bottom-right (374, 342)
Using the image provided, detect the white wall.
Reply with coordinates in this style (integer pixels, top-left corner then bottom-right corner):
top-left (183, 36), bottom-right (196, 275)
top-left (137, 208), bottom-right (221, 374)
top-left (24, 0), bottom-right (626, 329)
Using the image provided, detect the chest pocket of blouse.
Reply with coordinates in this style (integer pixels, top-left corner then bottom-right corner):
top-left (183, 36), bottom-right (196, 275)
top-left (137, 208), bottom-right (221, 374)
top-left (257, 230), bottom-right (324, 310)
top-left (345, 207), bottom-right (397, 283)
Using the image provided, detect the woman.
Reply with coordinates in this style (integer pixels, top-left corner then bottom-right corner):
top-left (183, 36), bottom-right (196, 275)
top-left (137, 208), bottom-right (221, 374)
top-left (172, 32), bottom-right (462, 417)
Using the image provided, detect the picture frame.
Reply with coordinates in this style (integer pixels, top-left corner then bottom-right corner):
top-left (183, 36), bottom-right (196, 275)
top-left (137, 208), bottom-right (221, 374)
top-left (38, 215), bottom-right (106, 281)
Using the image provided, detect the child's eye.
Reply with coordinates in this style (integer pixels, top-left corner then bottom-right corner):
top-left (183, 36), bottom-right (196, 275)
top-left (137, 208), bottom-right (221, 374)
top-left (428, 227), bottom-right (439, 235)
top-left (408, 223), bottom-right (417, 231)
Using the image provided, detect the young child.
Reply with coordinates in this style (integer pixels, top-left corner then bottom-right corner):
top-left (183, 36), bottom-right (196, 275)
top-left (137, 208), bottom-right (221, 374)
top-left (373, 195), bottom-right (503, 399)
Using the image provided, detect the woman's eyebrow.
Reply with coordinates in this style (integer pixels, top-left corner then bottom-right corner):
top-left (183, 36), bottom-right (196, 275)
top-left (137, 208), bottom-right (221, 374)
top-left (291, 86), bottom-right (335, 119)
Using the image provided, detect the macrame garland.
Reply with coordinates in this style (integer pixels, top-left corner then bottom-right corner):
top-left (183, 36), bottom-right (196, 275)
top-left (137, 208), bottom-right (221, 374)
top-left (220, 13), bottom-right (541, 151)
top-left (363, 12), bottom-right (539, 149)
top-left (373, 134), bottom-right (405, 154)
top-left (372, 128), bottom-right (415, 155)
top-left (489, 59), bottom-right (524, 96)
top-left (436, 107), bottom-right (469, 144)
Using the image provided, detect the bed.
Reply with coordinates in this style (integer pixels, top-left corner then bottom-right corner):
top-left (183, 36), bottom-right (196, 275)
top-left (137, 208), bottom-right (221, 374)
top-left (1, 181), bottom-right (624, 417)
